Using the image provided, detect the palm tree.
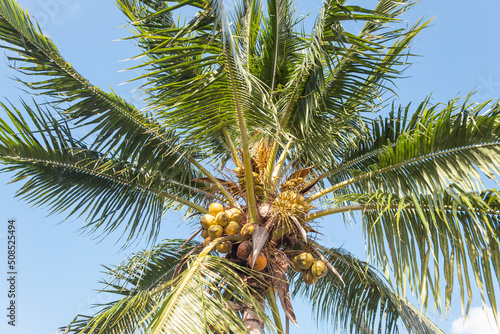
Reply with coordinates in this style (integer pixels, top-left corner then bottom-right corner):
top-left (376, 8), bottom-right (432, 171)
top-left (0, 0), bottom-right (499, 332)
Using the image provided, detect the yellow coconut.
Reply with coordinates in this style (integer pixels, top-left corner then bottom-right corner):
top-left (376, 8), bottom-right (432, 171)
top-left (303, 269), bottom-right (318, 285)
top-left (291, 203), bottom-right (304, 214)
top-left (240, 223), bottom-right (255, 240)
top-left (215, 211), bottom-right (229, 227)
top-left (226, 208), bottom-right (242, 222)
top-left (209, 202), bottom-right (224, 216)
top-left (291, 256), bottom-right (304, 273)
top-left (200, 214), bottom-right (216, 229)
top-left (224, 221), bottom-right (241, 235)
top-left (311, 260), bottom-right (328, 278)
top-left (203, 237), bottom-right (213, 247)
top-left (216, 241), bottom-right (232, 254)
top-left (293, 194), bottom-right (305, 205)
top-left (201, 228), bottom-right (209, 239)
top-left (208, 224), bottom-right (224, 239)
top-left (296, 252), bottom-right (314, 270)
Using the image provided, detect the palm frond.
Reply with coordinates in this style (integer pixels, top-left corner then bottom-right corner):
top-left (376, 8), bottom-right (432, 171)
top-left (117, 0), bottom-right (276, 151)
top-left (0, 101), bottom-right (206, 243)
top-left (293, 245), bottom-right (444, 334)
top-left (0, 0), bottom-right (188, 162)
top-left (232, 0), bottom-right (263, 71)
top-left (307, 185), bottom-right (500, 321)
top-left (0, 0), bottom-right (243, 206)
top-left (279, 0), bottom-right (429, 166)
top-left (148, 240), bottom-right (274, 333)
top-left (257, 0), bottom-right (301, 98)
top-left (58, 239), bottom-right (198, 334)
top-left (312, 96), bottom-right (500, 200)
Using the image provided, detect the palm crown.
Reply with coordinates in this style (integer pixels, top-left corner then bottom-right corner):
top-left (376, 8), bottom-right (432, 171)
top-left (0, 0), bottom-right (499, 333)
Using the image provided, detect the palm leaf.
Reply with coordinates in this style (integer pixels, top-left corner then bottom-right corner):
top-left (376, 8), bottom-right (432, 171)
top-left (149, 240), bottom-right (274, 333)
top-left (293, 245), bottom-right (444, 334)
top-left (307, 186), bottom-right (500, 322)
top-left (279, 0), bottom-right (429, 166)
top-left (0, 0), bottom-right (187, 162)
top-left (313, 96), bottom-right (500, 200)
top-left (117, 0), bottom-right (276, 150)
top-left (0, 101), bottom-right (206, 243)
top-left (58, 239), bottom-right (198, 333)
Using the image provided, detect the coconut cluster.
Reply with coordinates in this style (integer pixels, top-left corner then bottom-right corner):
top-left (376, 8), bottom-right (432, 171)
top-left (272, 190), bottom-right (311, 215)
top-left (279, 176), bottom-right (306, 192)
top-left (200, 202), bottom-right (268, 271)
top-left (197, 162), bottom-right (330, 287)
top-left (234, 166), bottom-right (263, 197)
top-left (291, 252), bottom-right (328, 285)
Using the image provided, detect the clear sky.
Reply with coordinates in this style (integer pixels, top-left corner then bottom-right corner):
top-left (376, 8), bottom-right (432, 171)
top-left (0, 0), bottom-right (500, 333)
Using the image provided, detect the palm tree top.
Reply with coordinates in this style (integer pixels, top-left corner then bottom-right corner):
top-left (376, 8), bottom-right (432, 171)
top-left (0, 0), bottom-right (499, 333)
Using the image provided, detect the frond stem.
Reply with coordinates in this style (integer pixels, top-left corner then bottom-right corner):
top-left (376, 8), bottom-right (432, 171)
top-left (223, 126), bottom-right (241, 166)
top-left (308, 142), bottom-right (500, 202)
top-left (266, 289), bottom-right (284, 334)
top-left (224, 45), bottom-right (258, 224)
top-left (2, 155), bottom-right (208, 214)
top-left (303, 203), bottom-right (500, 222)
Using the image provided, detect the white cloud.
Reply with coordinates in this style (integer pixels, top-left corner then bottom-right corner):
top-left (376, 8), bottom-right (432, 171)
top-left (450, 307), bottom-right (500, 334)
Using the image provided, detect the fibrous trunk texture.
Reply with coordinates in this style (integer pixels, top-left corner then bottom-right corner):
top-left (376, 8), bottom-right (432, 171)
top-left (242, 291), bottom-right (265, 334)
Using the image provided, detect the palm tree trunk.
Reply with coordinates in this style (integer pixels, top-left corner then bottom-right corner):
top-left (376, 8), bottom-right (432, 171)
top-left (242, 291), bottom-right (265, 334)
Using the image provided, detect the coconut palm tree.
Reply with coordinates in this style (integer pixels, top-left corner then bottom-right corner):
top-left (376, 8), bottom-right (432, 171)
top-left (0, 0), bottom-right (499, 333)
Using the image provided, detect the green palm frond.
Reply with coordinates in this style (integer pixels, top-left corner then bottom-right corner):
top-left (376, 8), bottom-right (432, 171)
top-left (322, 0), bottom-right (424, 110)
top-left (0, 0), bottom-right (242, 207)
top-left (280, 0), bottom-right (429, 165)
top-left (63, 239), bottom-right (273, 334)
top-left (232, 0), bottom-right (263, 71)
top-left (257, 0), bottom-right (301, 97)
top-left (0, 0), bottom-right (187, 162)
top-left (58, 239), bottom-right (198, 333)
top-left (0, 101), bottom-right (206, 243)
top-left (312, 96), bottom-right (500, 201)
top-left (307, 185), bottom-right (500, 321)
top-left (150, 254), bottom-right (273, 333)
top-left (293, 245), bottom-right (444, 334)
top-left (117, 0), bottom-right (276, 151)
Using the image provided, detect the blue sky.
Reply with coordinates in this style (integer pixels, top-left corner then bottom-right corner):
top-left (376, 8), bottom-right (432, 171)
top-left (0, 0), bottom-right (500, 333)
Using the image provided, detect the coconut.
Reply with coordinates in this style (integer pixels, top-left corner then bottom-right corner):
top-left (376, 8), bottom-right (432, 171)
top-left (215, 211), bottom-right (229, 227)
top-left (237, 241), bottom-right (253, 259)
top-left (208, 225), bottom-right (223, 239)
top-left (296, 252), bottom-right (314, 270)
top-left (209, 202), bottom-right (224, 216)
top-left (293, 194), bottom-right (304, 205)
top-left (291, 203), bottom-right (304, 214)
top-left (200, 214), bottom-right (216, 229)
top-left (248, 252), bottom-right (267, 271)
top-left (291, 256), bottom-right (304, 272)
top-left (216, 241), bottom-right (232, 254)
top-left (226, 208), bottom-right (242, 222)
top-left (201, 228), bottom-right (209, 239)
top-left (311, 260), bottom-right (328, 278)
top-left (303, 269), bottom-right (318, 285)
top-left (224, 221), bottom-right (241, 235)
top-left (203, 237), bottom-right (213, 247)
top-left (240, 223), bottom-right (255, 240)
